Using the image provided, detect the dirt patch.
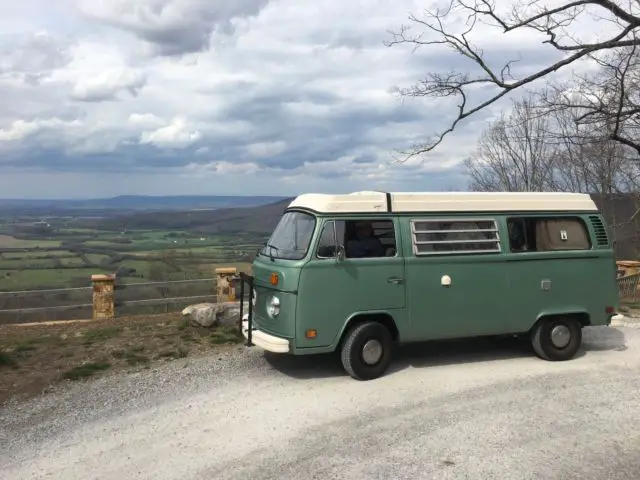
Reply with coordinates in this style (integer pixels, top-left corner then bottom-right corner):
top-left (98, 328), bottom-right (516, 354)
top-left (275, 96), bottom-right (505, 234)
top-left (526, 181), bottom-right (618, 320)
top-left (0, 313), bottom-right (243, 405)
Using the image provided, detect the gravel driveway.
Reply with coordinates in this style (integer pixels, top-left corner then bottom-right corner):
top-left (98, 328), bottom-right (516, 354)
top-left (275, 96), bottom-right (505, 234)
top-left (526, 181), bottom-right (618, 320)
top-left (2, 323), bottom-right (640, 480)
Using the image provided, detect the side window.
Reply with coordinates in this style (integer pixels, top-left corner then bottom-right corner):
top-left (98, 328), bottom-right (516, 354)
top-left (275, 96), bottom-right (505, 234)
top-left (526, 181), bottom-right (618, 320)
top-left (411, 218), bottom-right (501, 255)
top-left (507, 217), bottom-right (591, 252)
top-left (344, 219), bottom-right (396, 259)
top-left (316, 219), bottom-right (397, 259)
top-left (316, 221), bottom-right (339, 258)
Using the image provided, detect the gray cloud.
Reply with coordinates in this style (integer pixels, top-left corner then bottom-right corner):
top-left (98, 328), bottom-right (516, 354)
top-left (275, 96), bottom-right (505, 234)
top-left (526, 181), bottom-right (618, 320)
top-left (76, 0), bottom-right (272, 56)
top-left (0, 32), bottom-right (72, 84)
top-left (0, 0), bottom-right (583, 198)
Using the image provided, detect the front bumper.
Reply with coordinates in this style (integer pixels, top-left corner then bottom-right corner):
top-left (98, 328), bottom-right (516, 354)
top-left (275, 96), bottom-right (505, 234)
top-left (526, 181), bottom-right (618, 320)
top-left (241, 314), bottom-right (290, 353)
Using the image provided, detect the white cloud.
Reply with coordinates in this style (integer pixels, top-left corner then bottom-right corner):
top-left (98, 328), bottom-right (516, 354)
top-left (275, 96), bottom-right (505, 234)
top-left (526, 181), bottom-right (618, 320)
top-left (0, 0), bottom-right (611, 197)
top-left (128, 113), bottom-right (164, 127)
top-left (140, 116), bottom-right (202, 148)
top-left (0, 117), bottom-right (82, 142)
top-left (70, 67), bottom-right (147, 102)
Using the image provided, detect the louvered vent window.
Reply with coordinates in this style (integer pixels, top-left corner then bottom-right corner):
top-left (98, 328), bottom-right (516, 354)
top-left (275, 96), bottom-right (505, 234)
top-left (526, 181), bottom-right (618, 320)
top-left (588, 215), bottom-right (609, 246)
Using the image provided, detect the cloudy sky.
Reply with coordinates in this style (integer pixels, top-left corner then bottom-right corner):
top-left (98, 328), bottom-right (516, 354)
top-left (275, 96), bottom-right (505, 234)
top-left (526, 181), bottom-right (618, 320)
top-left (0, 0), bottom-right (596, 198)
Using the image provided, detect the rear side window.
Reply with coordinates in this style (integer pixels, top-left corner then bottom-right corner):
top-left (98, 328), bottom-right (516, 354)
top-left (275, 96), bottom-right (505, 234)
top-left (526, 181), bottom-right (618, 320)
top-left (507, 217), bottom-right (591, 252)
top-left (410, 218), bottom-right (501, 255)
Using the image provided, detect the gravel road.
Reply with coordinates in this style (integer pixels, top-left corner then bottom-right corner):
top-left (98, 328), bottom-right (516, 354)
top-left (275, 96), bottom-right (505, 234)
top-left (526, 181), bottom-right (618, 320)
top-left (2, 323), bottom-right (640, 480)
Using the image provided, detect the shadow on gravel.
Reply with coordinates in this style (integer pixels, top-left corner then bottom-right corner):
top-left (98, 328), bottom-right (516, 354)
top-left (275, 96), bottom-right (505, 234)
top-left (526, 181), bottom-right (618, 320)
top-left (263, 326), bottom-right (628, 380)
top-left (582, 325), bottom-right (628, 352)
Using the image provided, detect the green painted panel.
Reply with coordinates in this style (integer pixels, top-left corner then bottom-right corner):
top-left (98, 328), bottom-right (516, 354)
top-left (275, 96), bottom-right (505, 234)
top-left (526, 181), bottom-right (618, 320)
top-left (504, 252), bottom-right (617, 330)
top-left (295, 217), bottom-right (407, 349)
top-left (250, 257), bottom-right (304, 339)
top-left (404, 256), bottom-right (510, 340)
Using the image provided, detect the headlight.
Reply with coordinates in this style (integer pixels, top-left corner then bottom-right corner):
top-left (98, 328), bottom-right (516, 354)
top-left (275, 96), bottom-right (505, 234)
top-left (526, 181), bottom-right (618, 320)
top-left (267, 295), bottom-right (280, 317)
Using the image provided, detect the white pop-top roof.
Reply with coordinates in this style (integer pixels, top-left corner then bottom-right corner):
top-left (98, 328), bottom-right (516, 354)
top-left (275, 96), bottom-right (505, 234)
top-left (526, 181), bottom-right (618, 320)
top-left (287, 191), bottom-right (598, 214)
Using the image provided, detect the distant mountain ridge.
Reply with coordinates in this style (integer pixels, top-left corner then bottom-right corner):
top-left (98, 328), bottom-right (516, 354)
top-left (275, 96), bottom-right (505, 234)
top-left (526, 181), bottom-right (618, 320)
top-left (88, 197), bottom-right (295, 234)
top-left (0, 195), bottom-right (290, 212)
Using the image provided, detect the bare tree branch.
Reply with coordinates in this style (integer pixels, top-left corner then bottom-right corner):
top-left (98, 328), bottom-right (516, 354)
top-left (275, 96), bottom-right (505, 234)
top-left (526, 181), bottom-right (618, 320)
top-left (537, 41), bottom-right (640, 154)
top-left (387, 0), bottom-right (640, 159)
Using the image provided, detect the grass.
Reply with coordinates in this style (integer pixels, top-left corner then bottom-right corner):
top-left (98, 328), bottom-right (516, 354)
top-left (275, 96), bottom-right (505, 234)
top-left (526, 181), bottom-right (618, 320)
top-left (0, 267), bottom-right (106, 290)
top-left (2, 251), bottom-right (76, 259)
top-left (155, 347), bottom-right (188, 360)
top-left (209, 326), bottom-right (243, 345)
top-left (0, 313), bottom-right (245, 404)
top-left (84, 253), bottom-right (111, 264)
top-left (83, 326), bottom-right (124, 341)
top-left (13, 344), bottom-right (37, 354)
top-left (111, 345), bottom-right (150, 365)
top-left (0, 352), bottom-right (17, 368)
top-left (62, 362), bottom-right (111, 380)
top-left (0, 235), bottom-right (61, 249)
top-left (0, 258), bottom-right (58, 269)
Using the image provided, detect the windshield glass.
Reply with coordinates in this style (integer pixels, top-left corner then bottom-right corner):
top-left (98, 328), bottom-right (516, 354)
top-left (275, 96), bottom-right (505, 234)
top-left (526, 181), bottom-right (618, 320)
top-left (260, 211), bottom-right (316, 260)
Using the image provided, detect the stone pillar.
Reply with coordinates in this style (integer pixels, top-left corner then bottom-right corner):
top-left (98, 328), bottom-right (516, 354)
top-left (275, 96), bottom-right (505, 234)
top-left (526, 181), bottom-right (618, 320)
top-left (215, 267), bottom-right (237, 303)
top-left (91, 274), bottom-right (115, 320)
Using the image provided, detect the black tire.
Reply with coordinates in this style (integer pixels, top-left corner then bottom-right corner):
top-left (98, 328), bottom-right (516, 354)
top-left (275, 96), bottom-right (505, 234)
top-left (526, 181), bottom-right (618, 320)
top-left (340, 321), bottom-right (393, 380)
top-left (530, 316), bottom-right (582, 361)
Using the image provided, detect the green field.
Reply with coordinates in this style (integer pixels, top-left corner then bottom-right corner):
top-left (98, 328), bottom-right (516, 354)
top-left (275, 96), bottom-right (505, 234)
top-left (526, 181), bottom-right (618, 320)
top-left (0, 228), bottom-right (261, 291)
top-left (0, 235), bottom-right (61, 249)
top-left (1, 268), bottom-right (108, 290)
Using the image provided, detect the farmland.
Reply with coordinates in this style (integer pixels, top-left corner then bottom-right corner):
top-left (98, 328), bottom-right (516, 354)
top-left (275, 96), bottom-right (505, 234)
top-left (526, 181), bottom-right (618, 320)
top-left (0, 229), bottom-right (261, 291)
top-left (0, 196), bottom-right (290, 293)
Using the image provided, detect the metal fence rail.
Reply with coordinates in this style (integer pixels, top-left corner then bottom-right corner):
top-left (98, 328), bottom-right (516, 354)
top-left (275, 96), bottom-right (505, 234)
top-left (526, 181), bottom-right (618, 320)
top-left (0, 286), bottom-right (92, 296)
top-left (0, 277), bottom-right (224, 324)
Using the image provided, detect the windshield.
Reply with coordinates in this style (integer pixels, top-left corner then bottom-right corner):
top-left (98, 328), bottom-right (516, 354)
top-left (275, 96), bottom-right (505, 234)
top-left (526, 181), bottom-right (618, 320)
top-left (260, 211), bottom-right (316, 260)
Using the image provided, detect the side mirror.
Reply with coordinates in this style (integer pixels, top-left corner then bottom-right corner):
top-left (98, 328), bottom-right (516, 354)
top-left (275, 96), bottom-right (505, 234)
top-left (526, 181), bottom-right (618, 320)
top-left (336, 244), bottom-right (346, 261)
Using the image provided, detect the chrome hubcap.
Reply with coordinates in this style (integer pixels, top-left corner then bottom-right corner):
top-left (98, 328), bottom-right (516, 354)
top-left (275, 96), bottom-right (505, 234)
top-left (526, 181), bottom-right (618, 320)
top-left (550, 325), bottom-right (571, 349)
top-left (362, 339), bottom-right (383, 365)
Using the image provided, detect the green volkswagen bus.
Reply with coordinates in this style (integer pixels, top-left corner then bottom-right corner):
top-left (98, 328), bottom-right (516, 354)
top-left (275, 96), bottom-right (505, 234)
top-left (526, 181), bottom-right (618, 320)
top-left (240, 191), bottom-right (619, 380)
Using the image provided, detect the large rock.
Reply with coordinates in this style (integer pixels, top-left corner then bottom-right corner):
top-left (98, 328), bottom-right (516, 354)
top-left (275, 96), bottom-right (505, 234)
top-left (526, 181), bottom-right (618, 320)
top-left (181, 301), bottom-right (249, 328)
top-left (181, 303), bottom-right (219, 328)
top-left (217, 301), bottom-right (249, 327)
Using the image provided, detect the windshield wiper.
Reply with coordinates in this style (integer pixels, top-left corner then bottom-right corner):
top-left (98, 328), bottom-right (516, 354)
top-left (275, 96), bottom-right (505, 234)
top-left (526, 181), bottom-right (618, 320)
top-left (265, 243), bottom-right (280, 261)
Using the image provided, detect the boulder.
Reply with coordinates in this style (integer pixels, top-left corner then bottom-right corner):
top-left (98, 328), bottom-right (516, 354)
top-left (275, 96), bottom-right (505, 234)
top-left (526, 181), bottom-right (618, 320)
top-left (182, 301), bottom-right (250, 328)
top-left (182, 303), bottom-right (219, 328)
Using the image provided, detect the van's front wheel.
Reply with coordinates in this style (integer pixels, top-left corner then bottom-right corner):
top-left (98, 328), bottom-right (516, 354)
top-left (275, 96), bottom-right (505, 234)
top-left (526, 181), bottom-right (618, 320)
top-left (531, 316), bottom-right (582, 361)
top-left (341, 321), bottom-right (393, 380)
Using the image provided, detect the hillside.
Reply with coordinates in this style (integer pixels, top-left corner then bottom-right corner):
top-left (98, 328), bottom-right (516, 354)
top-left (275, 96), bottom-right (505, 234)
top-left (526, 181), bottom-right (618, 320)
top-left (0, 195), bottom-right (288, 214)
top-left (82, 198), bottom-right (294, 234)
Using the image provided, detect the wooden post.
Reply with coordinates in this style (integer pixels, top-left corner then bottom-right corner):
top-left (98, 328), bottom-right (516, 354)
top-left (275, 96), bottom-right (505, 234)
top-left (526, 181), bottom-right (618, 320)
top-left (92, 274), bottom-right (116, 320)
top-left (215, 267), bottom-right (237, 303)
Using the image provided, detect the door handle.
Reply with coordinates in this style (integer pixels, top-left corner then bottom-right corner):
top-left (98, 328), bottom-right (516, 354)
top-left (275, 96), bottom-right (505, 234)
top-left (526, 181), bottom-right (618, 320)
top-left (387, 277), bottom-right (403, 284)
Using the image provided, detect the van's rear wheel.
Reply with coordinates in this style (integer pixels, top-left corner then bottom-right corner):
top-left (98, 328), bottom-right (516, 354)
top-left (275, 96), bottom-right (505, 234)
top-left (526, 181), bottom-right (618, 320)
top-left (531, 316), bottom-right (582, 361)
top-left (341, 321), bottom-right (393, 380)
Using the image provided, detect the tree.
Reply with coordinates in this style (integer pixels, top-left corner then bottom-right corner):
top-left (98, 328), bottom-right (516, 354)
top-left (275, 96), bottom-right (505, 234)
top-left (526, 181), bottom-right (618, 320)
top-left (542, 94), bottom-right (633, 194)
top-left (386, 0), bottom-right (640, 159)
top-left (464, 86), bottom-right (639, 194)
top-left (464, 94), bottom-right (557, 191)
